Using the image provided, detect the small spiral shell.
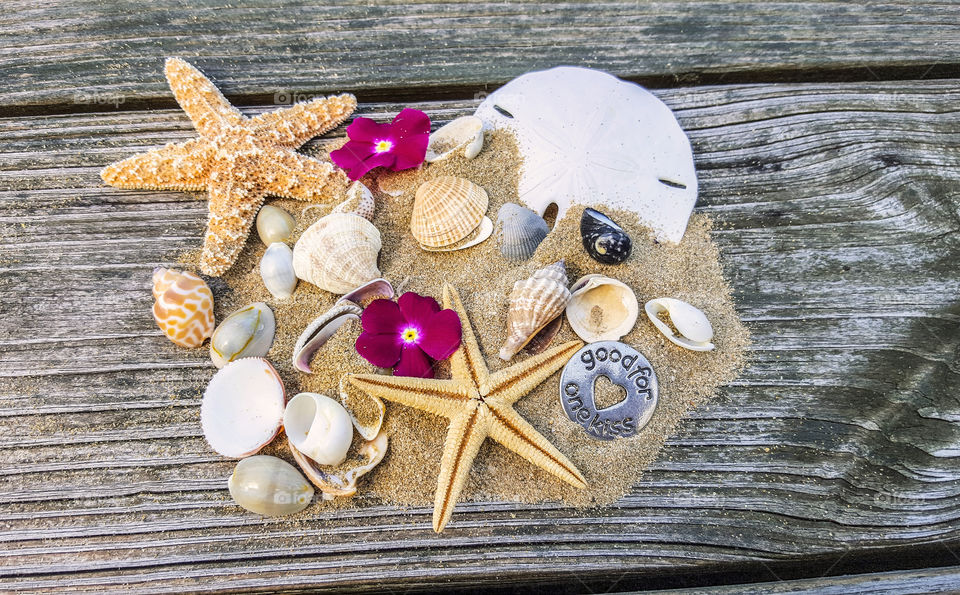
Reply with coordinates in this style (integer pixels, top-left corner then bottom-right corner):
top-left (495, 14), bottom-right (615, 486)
top-left (580, 208), bottom-right (632, 265)
top-left (498, 261), bottom-right (571, 360)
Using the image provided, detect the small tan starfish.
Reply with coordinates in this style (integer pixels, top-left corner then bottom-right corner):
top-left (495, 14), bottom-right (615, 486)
top-left (101, 58), bottom-right (357, 276)
top-left (347, 284), bottom-right (587, 533)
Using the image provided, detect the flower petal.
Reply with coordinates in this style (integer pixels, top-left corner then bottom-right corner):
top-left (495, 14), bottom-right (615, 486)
top-left (398, 292), bottom-right (440, 328)
top-left (346, 117), bottom-right (394, 143)
top-left (391, 131), bottom-right (430, 171)
top-left (394, 345), bottom-right (434, 378)
top-left (391, 109), bottom-right (432, 139)
top-left (419, 308), bottom-right (462, 361)
top-left (331, 144), bottom-right (397, 181)
top-left (355, 331), bottom-right (403, 368)
top-left (360, 298), bottom-right (405, 334)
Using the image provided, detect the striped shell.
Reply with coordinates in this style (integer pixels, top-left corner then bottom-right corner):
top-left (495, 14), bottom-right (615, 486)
top-left (496, 203), bottom-right (549, 261)
top-left (498, 260), bottom-right (571, 360)
top-left (293, 213), bottom-right (382, 295)
top-left (410, 176), bottom-right (488, 249)
top-left (151, 267), bottom-right (214, 348)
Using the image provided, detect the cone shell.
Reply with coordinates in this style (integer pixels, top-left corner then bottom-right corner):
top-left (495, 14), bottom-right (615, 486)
top-left (292, 212), bottom-right (382, 295)
top-left (410, 176), bottom-right (488, 249)
top-left (151, 267), bottom-right (214, 348)
top-left (498, 261), bottom-right (571, 360)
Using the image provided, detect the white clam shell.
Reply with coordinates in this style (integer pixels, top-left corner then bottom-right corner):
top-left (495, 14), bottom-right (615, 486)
top-left (565, 274), bottom-right (639, 343)
top-left (425, 115), bottom-right (484, 162)
top-left (644, 298), bottom-right (715, 351)
top-left (260, 242), bottom-right (297, 300)
top-left (475, 66), bottom-right (698, 243)
top-left (209, 302), bottom-right (276, 369)
top-left (283, 393), bottom-right (353, 467)
top-left (201, 358), bottom-right (285, 458)
top-left (256, 204), bottom-right (296, 246)
top-left (228, 455), bottom-right (314, 516)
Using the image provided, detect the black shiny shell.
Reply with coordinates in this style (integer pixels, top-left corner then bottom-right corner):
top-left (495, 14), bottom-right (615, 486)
top-left (580, 208), bottom-right (632, 265)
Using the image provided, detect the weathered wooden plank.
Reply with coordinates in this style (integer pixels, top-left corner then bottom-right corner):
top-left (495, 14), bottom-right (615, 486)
top-left (668, 565), bottom-right (960, 594)
top-left (1, 81), bottom-right (959, 592)
top-left (2, 1), bottom-right (959, 113)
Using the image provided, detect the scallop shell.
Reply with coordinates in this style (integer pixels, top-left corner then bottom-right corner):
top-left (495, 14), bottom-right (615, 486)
top-left (201, 358), bottom-right (285, 458)
top-left (496, 203), bottom-right (549, 261)
top-left (151, 267), bottom-right (214, 348)
top-left (229, 455), bottom-right (314, 517)
top-left (284, 393), bottom-right (353, 467)
top-left (256, 205), bottom-right (296, 246)
top-left (290, 431), bottom-right (388, 500)
top-left (498, 260), bottom-right (571, 360)
top-left (410, 176), bottom-right (489, 249)
top-left (581, 208), bottom-right (632, 265)
top-left (425, 116), bottom-right (484, 162)
top-left (644, 297), bottom-right (715, 351)
top-left (260, 242), bottom-right (297, 299)
top-left (420, 215), bottom-right (493, 252)
top-left (566, 275), bottom-right (639, 343)
top-left (292, 212), bottom-right (382, 295)
top-left (209, 302), bottom-right (276, 369)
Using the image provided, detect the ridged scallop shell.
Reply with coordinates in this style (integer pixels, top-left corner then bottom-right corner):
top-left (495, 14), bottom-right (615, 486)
top-left (497, 203), bottom-right (549, 261)
top-left (566, 274), bottom-right (639, 343)
top-left (498, 260), bottom-right (571, 360)
top-left (293, 212), bottom-right (382, 295)
top-left (425, 116), bottom-right (484, 162)
top-left (581, 208), bottom-right (632, 265)
top-left (151, 267), bottom-right (214, 348)
top-left (410, 176), bottom-right (489, 249)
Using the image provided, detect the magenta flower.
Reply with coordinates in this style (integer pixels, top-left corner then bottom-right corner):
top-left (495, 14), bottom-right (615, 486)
top-left (330, 108), bottom-right (431, 181)
top-left (355, 292), bottom-right (462, 378)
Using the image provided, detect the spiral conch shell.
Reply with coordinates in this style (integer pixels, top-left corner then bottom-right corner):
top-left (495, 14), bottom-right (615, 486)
top-left (499, 260), bottom-right (571, 360)
top-left (151, 267), bottom-right (214, 348)
top-left (293, 212), bottom-right (382, 295)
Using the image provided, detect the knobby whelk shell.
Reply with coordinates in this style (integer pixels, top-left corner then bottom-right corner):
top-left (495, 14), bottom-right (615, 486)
top-left (293, 212), bottom-right (382, 294)
top-left (256, 204), bottom-right (296, 246)
top-left (260, 242), bottom-right (297, 300)
top-left (229, 455), bottom-right (314, 516)
top-left (410, 176), bottom-right (490, 250)
top-left (644, 297), bottom-right (715, 351)
top-left (425, 116), bottom-right (484, 162)
top-left (283, 393), bottom-right (354, 467)
top-left (209, 302), bottom-right (276, 369)
top-left (290, 431), bottom-right (389, 501)
top-left (499, 260), bottom-right (571, 360)
top-left (201, 358), bottom-right (285, 458)
top-left (566, 274), bottom-right (639, 343)
top-left (497, 203), bottom-right (549, 261)
top-left (151, 267), bottom-right (214, 348)
top-left (581, 208), bottom-right (632, 265)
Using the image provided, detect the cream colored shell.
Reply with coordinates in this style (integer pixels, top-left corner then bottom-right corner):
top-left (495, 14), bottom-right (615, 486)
top-left (565, 274), bottom-right (639, 343)
top-left (410, 176), bottom-right (488, 249)
top-left (499, 260), bottom-right (571, 360)
top-left (292, 212), bottom-right (382, 295)
top-left (151, 267), bottom-right (214, 348)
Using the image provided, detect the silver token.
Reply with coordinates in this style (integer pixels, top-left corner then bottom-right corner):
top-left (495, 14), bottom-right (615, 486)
top-left (559, 341), bottom-right (658, 441)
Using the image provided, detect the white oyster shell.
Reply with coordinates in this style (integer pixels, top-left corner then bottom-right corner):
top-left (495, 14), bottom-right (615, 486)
top-left (475, 66), bottom-right (698, 243)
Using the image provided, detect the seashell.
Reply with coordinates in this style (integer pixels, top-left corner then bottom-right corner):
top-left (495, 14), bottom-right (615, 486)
top-left (339, 376), bottom-right (386, 441)
top-left (332, 181), bottom-right (376, 222)
top-left (420, 215), bottom-right (493, 252)
top-left (644, 298), bottom-right (715, 352)
top-left (410, 176), bottom-right (489, 249)
top-left (498, 260), bottom-right (571, 360)
top-left (290, 431), bottom-right (388, 500)
top-left (581, 208), bottom-right (632, 265)
top-left (425, 116), bottom-right (484, 162)
top-left (259, 242), bottom-right (297, 300)
top-left (201, 358), bottom-right (285, 458)
top-left (475, 66), bottom-right (698, 243)
top-left (228, 455), bottom-right (314, 516)
top-left (256, 204), bottom-right (295, 246)
top-left (209, 302), bottom-right (276, 369)
top-left (338, 277), bottom-right (395, 309)
top-left (496, 203), bottom-right (549, 261)
top-left (292, 212), bottom-right (382, 294)
top-left (566, 274), bottom-right (639, 343)
top-left (284, 393), bottom-right (354, 467)
top-left (151, 267), bottom-right (214, 348)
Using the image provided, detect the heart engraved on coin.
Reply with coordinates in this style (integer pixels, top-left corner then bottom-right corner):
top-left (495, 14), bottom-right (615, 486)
top-left (559, 341), bottom-right (658, 440)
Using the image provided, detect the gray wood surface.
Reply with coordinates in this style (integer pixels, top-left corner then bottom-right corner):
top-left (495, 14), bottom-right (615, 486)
top-left (2, 1), bottom-right (959, 113)
top-left (2, 76), bottom-right (959, 591)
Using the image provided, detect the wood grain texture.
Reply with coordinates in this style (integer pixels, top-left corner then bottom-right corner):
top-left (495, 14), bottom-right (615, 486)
top-left (2, 1), bottom-right (960, 113)
top-left (1, 82), bottom-right (960, 592)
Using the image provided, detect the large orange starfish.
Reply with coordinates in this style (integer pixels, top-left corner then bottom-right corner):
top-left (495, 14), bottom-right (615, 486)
top-left (347, 284), bottom-right (586, 533)
top-left (102, 58), bottom-right (357, 276)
